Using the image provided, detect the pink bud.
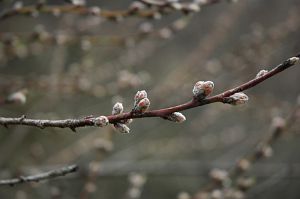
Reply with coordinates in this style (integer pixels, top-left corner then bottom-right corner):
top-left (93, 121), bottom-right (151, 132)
top-left (135, 98), bottom-right (150, 113)
top-left (192, 81), bottom-right (214, 100)
top-left (134, 90), bottom-right (147, 106)
top-left (112, 102), bottom-right (123, 115)
top-left (166, 112), bottom-right (186, 123)
top-left (94, 116), bottom-right (109, 127)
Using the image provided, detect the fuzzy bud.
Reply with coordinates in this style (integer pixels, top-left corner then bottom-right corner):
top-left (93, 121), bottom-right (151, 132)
top-left (134, 90), bottom-right (147, 106)
top-left (166, 112), bottom-right (186, 123)
top-left (255, 69), bottom-right (268, 78)
top-left (288, 56), bottom-right (299, 65)
top-left (236, 158), bottom-right (251, 172)
top-left (114, 123), bottom-right (130, 134)
top-left (94, 116), bottom-right (109, 127)
top-left (135, 98), bottom-right (150, 113)
top-left (112, 102), bottom-right (123, 115)
top-left (237, 177), bottom-right (255, 191)
top-left (6, 89), bottom-right (27, 104)
top-left (225, 92), bottom-right (249, 105)
top-left (192, 81), bottom-right (214, 100)
top-left (209, 168), bottom-right (228, 183)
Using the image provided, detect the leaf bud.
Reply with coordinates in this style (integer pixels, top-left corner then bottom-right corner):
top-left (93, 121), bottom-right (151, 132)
top-left (192, 81), bottom-right (214, 100)
top-left (112, 102), bottom-right (123, 115)
top-left (166, 112), bottom-right (186, 123)
top-left (94, 116), bottom-right (109, 127)
top-left (225, 92), bottom-right (248, 105)
top-left (114, 123), bottom-right (130, 134)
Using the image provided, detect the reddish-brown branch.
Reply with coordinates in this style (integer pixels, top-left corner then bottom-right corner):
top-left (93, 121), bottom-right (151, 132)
top-left (0, 54), bottom-right (299, 131)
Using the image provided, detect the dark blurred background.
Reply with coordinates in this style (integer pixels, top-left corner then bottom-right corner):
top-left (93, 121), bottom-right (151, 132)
top-left (0, 0), bottom-right (300, 198)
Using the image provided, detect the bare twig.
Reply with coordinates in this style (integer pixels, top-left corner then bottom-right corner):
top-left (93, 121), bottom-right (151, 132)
top-left (0, 164), bottom-right (78, 186)
top-left (0, 54), bottom-right (299, 131)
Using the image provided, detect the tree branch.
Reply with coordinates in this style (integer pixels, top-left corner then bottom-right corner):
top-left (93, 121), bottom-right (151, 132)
top-left (0, 0), bottom-right (225, 21)
top-left (0, 54), bottom-right (299, 131)
top-left (0, 164), bottom-right (78, 186)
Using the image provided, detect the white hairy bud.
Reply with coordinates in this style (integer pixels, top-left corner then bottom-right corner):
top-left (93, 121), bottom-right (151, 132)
top-left (94, 116), bottom-right (109, 127)
top-left (192, 81), bottom-right (214, 100)
top-left (166, 112), bottom-right (186, 123)
top-left (112, 102), bottom-right (123, 115)
top-left (114, 123), bottom-right (130, 134)
top-left (256, 69), bottom-right (268, 78)
top-left (225, 92), bottom-right (249, 105)
top-left (6, 89), bottom-right (27, 104)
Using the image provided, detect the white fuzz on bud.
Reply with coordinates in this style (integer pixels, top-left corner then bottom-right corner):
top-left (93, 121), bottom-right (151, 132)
top-left (6, 89), bottom-right (27, 104)
top-left (255, 69), bottom-right (268, 78)
top-left (288, 56), bottom-right (299, 65)
top-left (187, 3), bottom-right (200, 12)
top-left (166, 112), bottom-right (186, 123)
top-left (112, 102), bottom-right (124, 115)
top-left (134, 90), bottom-right (147, 106)
top-left (123, 118), bottom-right (133, 124)
top-left (94, 116), bottom-right (109, 127)
top-left (225, 92), bottom-right (249, 105)
top-left (209, 168), bottom-right (228, 183)
top-left (237, 177), bottom-right (255, 191)
top-left (114, 123), bottom-right (130, 134)
top-left (236, 159), bottom-right (251, 172)
top-left (135, 98), bottom-right (150, 113)
top-left (192, 81), bottom-right (214, 100)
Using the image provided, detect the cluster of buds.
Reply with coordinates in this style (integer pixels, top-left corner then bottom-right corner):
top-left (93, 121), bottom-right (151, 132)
top-left (133, 90), bottom-right (150, 113)
top-left (93, 116), bottom-right (109, 127)
top-left (255, 69), bottom-right (268, 78)
top-left (127, 173), bottom-right (147, 199)
top-left (224, 92), bottom-right (249, 105)
top-left (166, 112), bottom-right (186, 123)
top-left (112, 102), bottom-right (131, 133)
top-left (192, 81), bottom-right (214, 100)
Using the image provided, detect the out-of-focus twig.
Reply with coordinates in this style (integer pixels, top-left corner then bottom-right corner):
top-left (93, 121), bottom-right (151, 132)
top-left (0, 164), bottom-right (78, 186)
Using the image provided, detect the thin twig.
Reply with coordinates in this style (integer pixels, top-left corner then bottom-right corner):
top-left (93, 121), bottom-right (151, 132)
top-left (0, 54), bottom-right (299, 131)
top-left (0, 164), bottom-right (78, 186)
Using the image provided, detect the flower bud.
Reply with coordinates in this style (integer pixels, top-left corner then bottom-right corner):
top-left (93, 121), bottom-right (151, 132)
top-left (236, 158), bottom-right (251, 172)
top-left (237, 177), bottom-right (255, 191)
top-left (135, 98), bottom-right (150, 113)
top-left (112, 102), bottom-right (123, 115)
top-left (134, 90), bottom-right (147, 106)
top-left (114, 123), bottom-right (130, 134)
top-left (192, 81), bottom-right (214, 100)
top-left (94, 116), bottom-right (109, 127)
top-left (6, 89), bottom-right (27, 104)
top-left (209, 168), bottom-right (228, 183)
top-left (166, 112), bottom-right (186, 123)
top-left (255, 69), bottom-right (268, 78)
top-left (225, 92), bottom-right (248, 105)
top-left (288, 56), bottom-right (299, 65)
